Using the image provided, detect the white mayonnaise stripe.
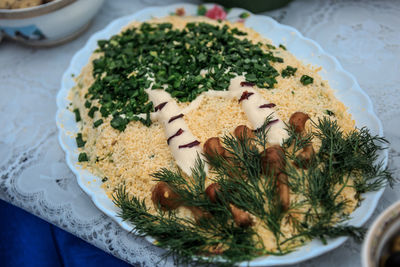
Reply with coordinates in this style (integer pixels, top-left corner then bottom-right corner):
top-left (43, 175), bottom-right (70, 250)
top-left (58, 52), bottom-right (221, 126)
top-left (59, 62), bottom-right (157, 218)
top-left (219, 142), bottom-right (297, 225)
top-left (229, 76), bottom-right (289, 145)
top-left (145, 74), bottom-right (287, 174)
top-left (146, 89), bottom-right (206, 175)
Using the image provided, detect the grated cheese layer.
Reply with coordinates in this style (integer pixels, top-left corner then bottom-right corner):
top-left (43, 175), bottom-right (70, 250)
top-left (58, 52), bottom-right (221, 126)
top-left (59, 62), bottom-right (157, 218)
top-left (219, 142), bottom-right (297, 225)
top-left (70, 16), bottom-right (357, 252)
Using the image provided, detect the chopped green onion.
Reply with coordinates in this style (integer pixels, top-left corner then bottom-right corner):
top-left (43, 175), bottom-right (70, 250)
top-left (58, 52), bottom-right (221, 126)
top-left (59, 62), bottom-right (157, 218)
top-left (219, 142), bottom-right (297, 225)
top-left (84, 100), bottom-right (91, 108)
top-left (325, 110), bottom-right (335, 116)
top-left (73, 109), bottom-right (81, 122)
top-left (300, 75), bottom-right (314, 85)
top-left (239, 12), bottom-right (250, 19)
top-left (88, 106), bottom-right (99, 118)
top-left (75, 133), bottom-right (86, 148)
top-left (281, 66), bottom-right (297, 78)
top-left (78, 152), bottom-right (88, 162)
top-left (197, 5), bottom-right (207, 16)
top-left (93, 119), bottom-right (104, 128)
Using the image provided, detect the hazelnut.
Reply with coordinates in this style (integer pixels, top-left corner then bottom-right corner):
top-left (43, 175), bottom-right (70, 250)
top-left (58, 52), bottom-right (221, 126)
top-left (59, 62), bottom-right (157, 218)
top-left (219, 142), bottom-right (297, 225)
top-left (151, 181), bottom-right (182, 210)
top-left (188, 206), bottom-right (212, 223)
top-left (261, 145), bottom-right (286, 176)
top-left (205, 183), bottom-right (221, 203)
top-left (289, 112), bottom-right (309, 133)
top-left (234, 125), bottom-right (255, 141)
top-left (230, 204), bottom-right (254, 228)
top-left (277, 173), bottom-right (290, 211)
top-left (203, 137), bottom-right (225, 157)
top-left (295, 144), bottom-right (315, 168)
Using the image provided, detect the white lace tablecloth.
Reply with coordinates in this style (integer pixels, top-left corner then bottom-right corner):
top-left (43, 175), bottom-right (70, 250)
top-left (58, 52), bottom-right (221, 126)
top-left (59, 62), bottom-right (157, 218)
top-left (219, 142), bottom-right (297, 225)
top-left (1, 0), bottom-right (399, 266)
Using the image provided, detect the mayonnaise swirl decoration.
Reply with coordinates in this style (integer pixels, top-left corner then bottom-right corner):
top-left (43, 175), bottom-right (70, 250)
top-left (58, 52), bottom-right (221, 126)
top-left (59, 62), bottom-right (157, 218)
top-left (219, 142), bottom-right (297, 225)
top-left (146, 89), bottom-right (206, 176)
top-left (146, 75), bottom-right (287, 175)
top-left (228, 76), bottom-right (289, 145)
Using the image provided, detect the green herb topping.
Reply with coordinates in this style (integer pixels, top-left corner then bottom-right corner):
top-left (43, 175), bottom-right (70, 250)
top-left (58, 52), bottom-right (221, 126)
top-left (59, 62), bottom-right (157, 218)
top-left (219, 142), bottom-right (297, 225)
top-left (87, 22), bottom-right (283, 130)
top-left (300, 75), bottom-right (314, 85)
top-left (113, 117), bottom-right (394, 266)
top-left (88, 106), bottom-right (99, 119)
top-left (325, 110), bottom-right (335, 116)
top-left (78, 152), bottom-right (88, 162)
top-left (281, 66), bottom-right (297, 78)
top-left (75, 133), bottom-right (86, 148)
top-left (197, 5), bottom-right (207, 16)
top-left (110, 115), bottom-right (129, 132)
top-left (84, 100), bottom-right (91, 109)
top-left (93, 119), bottom-right (104, 128)
top-left (73, 108), bottom-right (81, 122)
top-left (239, 12), bottom-right (250, 19)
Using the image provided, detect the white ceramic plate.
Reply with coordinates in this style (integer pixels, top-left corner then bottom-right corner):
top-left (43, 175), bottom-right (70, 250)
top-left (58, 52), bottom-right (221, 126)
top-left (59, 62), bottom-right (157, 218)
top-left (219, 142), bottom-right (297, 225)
top-left (56, 3), bottom-right (388, 266)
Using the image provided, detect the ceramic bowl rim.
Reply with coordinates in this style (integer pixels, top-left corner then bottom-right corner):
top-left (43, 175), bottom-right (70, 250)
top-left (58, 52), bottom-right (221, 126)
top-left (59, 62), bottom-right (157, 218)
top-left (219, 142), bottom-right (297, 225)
top-left (362, 201), bottom-right (400, 267)
top-left (0, 0), bottom-right (77, 19)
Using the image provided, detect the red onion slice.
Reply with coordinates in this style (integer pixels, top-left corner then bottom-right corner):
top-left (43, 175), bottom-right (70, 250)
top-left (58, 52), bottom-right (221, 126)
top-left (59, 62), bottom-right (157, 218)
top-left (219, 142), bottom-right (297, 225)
top-left (240, 81), bottom-right (255, 87)
top-left (167, 128), bottom-right (184, 145)
top-left (238, 91), bottom-right (254, 103)
top-left (259, 103), bottom-right (276, 108)
top-left (155, 101), bottom-right (168, 112)
top-left (254, 119), bottom-right (279, 133)
top-left (168, 113), bottom-right (184, 123)
top-left (179, 140), bottom-right (200, 149)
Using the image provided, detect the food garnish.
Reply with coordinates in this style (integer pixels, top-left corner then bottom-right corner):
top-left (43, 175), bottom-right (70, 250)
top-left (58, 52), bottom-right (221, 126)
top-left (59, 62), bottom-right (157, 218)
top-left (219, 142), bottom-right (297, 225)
top-left (113, 117), bottom-right (394, 265)
top-left (69, 15), bottom-right (395, 265)
top-left (87, 22), bottom-right (284, 130)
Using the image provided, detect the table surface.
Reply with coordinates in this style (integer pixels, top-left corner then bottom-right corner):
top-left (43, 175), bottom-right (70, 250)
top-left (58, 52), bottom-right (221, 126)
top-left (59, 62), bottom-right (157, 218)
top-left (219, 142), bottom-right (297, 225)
top-left (1, 0), bottom-right (399, 266)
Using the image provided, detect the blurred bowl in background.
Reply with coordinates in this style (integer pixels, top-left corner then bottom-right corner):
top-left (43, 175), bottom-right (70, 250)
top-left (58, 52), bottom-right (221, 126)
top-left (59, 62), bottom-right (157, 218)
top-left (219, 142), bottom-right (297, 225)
top-left (362, 201), bottom-right (400, 267)
top-left (204, 0), bottom-right (293, 13)
top-left (0, 0), bottom-right (104, 46)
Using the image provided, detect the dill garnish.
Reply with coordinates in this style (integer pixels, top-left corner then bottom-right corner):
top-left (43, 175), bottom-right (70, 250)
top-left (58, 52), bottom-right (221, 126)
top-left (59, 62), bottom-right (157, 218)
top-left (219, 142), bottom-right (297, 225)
top-left (113, 118), bottom-right (394, 265)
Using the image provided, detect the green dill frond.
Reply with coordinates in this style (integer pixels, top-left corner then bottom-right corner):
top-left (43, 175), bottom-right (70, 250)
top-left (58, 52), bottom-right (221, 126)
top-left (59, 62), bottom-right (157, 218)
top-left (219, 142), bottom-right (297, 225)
top-left (282, 123), bottom-right (313, 154)
top-left (112, 186), bottom-right (264, 266)
top-left (209, 128), bottom-right (287, 248)
top-left (112, 117), bottom-right (394, 265)
top-left (281, 223), bottom-right (366, 246)
top-left (151, 156), bottom-right (209, 207)
top-left (253, 114), bottom-right (275, 150)
top-left (312, 118), bottom-right (395, 192)
top-left (307, 224), bottom-right (366, 244)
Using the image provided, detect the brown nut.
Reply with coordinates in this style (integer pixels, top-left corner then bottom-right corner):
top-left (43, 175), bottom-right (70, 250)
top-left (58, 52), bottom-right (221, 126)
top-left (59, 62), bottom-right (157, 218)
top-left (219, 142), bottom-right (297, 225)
top-left (151, 181), bottom-right (182, 210)
top-left (289, 112), bottom-right (309, 133)
top-left (295, 144), bottom-right (315, 169)
top-left (277, 173), bottom-right (290, 211)
top-left (234, 125), bottom-right (255, 141)
top-left (261, 145), bottom-right (286, 176)
top-left (204, 137), bottom-right (226, 157)
top-left (205, 183), bottom-right (221, 203)
top-left (188, 206), bottom-right (212, 223)
top-left (230, 204), bottom-right (254, 228)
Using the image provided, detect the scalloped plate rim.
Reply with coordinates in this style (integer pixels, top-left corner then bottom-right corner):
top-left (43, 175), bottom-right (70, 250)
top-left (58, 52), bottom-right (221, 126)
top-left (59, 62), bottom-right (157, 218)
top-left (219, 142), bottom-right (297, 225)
top-left (56, 3), bottom-right (387, 266)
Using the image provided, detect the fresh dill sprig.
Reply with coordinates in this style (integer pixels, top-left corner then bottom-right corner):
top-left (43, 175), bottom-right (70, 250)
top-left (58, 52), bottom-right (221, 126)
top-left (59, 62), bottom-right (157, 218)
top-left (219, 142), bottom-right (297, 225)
top-left (282, 117), bottom-right (394, 246)
top-left (207, 131), bottom-right (287, 250)
top-left (112, 117), bottom-right (394, 265)
top-left (113, 164), bottom-right (273, 266)
top-left (313, 118), bottom-right (395, 192)
top-left (151, 156), bottom-right (209, 208)
top-left (282, 123), bottom-right (313, 154)
top-left (281, 222), bottom-right (366, 246)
